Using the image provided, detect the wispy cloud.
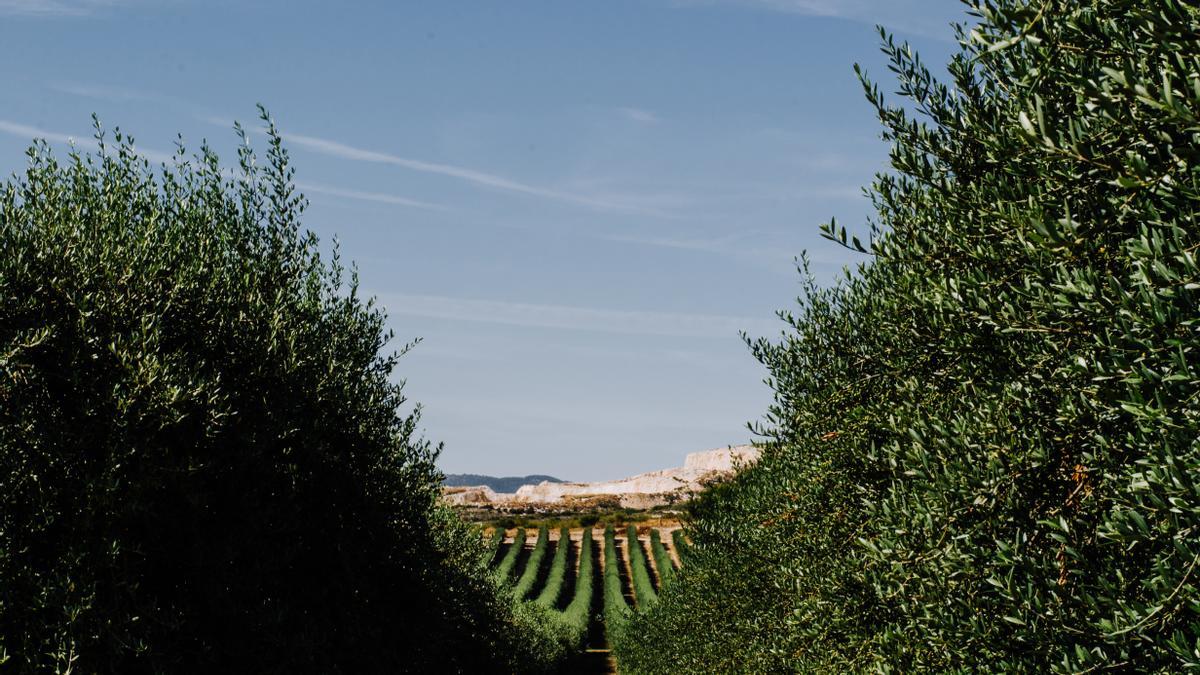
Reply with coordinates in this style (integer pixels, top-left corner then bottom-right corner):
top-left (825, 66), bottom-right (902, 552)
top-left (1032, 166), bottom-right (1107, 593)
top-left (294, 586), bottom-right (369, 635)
top-left (600, 231), bottom-right (748, 254)
top-left (376, 293), bottom-right (776, 339)
top-left (618, 107), bottom-right (660, 125)
top-left (278, 130), bottom-right (675, 216)
top-left (0, 0), bottom-right (126, 16)
top-left (669, 0), bottom-right (964, 40)
top-left (597, 230), bottom-right (808, 268)
top-left (675, 0), bottom-right (840, 16)
top-left (50, 81), bottom-right (172, 104)
top-left (58, 93), bottom-right (677, 217)
top-left (296, 181), bottom-right (448, 212)
top-left (0, 118), bottom-right (453, 215)
top-left (0, 118), bottom-right (175, 164)
top-left (55, 82), bottom-right (233, 129)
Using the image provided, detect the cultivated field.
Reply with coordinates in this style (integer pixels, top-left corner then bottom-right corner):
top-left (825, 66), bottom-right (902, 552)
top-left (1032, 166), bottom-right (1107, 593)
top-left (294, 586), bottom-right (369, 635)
top-left (487, 525), bottom-right (687, 673)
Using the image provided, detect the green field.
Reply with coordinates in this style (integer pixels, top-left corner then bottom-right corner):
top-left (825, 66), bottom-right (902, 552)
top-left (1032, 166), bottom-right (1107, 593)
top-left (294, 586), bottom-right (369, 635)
top-left (484, 525), bottom-right (686, 673)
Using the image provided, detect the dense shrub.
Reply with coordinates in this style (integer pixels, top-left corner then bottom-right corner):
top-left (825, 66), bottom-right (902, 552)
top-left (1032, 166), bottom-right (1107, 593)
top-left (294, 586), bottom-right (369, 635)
top-left (602, 526), bottom-right (631, 646)
top-left (649, 529), bottom-right (675, 586)
top-left (616, 0), bottom-right (1200, 671)
top-left (625, 526), bottom-right (658, 606)
top-left (514, 525), bottom-right (550, 600)
top-left (552, 529), bottom-right (594, 651)
top-left (486, 526), bottom-right (505, 562)
top-left (0, 111), bottom-right (565, 673)
top-left (670, 531), bottom-right (691, 565)
top-left (495, 526), bottom-right (527, 582)
top-left (535, 527), bottom-right (571, 608)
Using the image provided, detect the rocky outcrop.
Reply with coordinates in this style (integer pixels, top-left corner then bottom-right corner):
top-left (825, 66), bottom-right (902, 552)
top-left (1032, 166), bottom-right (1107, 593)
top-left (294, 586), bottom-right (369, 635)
top-left (442, 485), bottom-right (500, 505)
top-left (513, 445), bottom-right (758, 504)
top-left (683, 445), bottom-right (759, 473)
top-left (443, 445), bottom-right (759, 511)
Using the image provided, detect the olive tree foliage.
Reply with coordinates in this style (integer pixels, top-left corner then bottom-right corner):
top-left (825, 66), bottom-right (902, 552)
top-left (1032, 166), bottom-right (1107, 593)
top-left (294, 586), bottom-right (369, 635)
top-left (616, 1), bottom-right (1200, 672)
top-left (0, 109), bottom-right (564, 673)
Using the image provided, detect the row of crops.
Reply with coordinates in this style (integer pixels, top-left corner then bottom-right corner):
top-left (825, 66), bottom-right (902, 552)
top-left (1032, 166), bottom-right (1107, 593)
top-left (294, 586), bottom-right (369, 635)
top-left (487, 524), bottom-right (687, 669)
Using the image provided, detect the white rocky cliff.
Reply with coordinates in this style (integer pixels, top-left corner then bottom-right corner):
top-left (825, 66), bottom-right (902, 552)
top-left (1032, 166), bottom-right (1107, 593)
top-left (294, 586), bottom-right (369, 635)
top-left (443, 445), bottom-right (760, 510)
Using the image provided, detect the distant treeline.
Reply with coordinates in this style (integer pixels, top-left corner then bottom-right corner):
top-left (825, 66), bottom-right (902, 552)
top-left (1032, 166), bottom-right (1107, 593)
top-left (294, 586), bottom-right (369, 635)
top-left (444, 473), bottom-right (564, 493)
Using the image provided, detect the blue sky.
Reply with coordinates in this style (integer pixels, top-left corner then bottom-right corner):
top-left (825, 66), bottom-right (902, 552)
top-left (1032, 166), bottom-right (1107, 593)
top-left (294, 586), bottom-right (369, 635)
top-left (0, 0), bottom-right (969, 480)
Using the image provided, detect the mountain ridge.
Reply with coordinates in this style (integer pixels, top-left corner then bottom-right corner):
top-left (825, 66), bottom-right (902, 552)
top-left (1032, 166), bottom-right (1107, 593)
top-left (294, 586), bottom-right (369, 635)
top-left (443, 473), bottom-right (565, 493)
top-left (443, 446), bottom-right (760, 510)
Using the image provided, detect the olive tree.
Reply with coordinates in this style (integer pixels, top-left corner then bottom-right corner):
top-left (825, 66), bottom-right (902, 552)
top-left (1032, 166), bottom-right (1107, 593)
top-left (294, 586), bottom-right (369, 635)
top-left (0, 109), bottom-right (566, 673)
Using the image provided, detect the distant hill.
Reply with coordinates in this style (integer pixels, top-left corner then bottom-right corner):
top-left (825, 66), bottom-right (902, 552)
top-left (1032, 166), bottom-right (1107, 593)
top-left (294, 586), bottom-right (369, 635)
top-left (443, 446), bottom-right (760, 511)
top-left (443, 473), bottom-right (564, 493)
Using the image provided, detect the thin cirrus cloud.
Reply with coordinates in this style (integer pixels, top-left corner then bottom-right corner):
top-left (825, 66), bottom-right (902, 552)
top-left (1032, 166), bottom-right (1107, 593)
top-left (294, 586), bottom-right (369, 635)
top-left (0, 0), bottom-right (125, 16)
top-left (50, 81), bottom-right (186, 106)
top-left (618, 107), bottom-right (660, 125)
top-left (277, 129), bottom-right (677, 217)
top-left (56, 85), bottom-right (682, 218)
top-left (599, 231), bottom-right (751, 254)
top-left (0, 118), bottom-right (445, 212)
top-left (668, 0), bottom-right (964, 40)
top-left (295, 182), bottom-right (448, 212)
top-left (375, 292), bottom-right (779, 339)
top-left (597, 231), bottom-right (821, 268)
top-left (0, 118), bottom-right (176, 164)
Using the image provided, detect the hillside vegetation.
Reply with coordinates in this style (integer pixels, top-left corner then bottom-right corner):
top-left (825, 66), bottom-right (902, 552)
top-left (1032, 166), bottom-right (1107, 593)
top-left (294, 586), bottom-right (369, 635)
top-left (616, 0), bottom-right (1200, 672)
top-left (0, 110), bottom-right (567, 673)
top-left (444, 473), bottom-right (564, 492)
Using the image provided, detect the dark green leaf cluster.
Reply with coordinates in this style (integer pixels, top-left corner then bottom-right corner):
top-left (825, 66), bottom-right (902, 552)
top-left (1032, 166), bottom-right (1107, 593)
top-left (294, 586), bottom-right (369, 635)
top-left (495, 526), bottom-right (527, 582)
top-left (650, 529), bottom-right (675, 587)
top-left (552, 529), bottom-right (595, 651)
top-left (626, 526), bottom-right (659, 606)
top-left (535, 527), bottom-right (572, 608)
top-left (487, 526), bottom-right (505, 561)
top-left (486, 525), bottom-right (598, 662)
top-left (514, 525), bottom-right (551, 600)
top-left (0, 110), bottom-right (564, 673)
top-left (561, 529), bottom-right (596, 637)
top-left (616, 1), bottom-right (1200, 671)
top-left (671, 531), bottom-right (692, 563)
top-left (603, 526), bottom-right (632, 647)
